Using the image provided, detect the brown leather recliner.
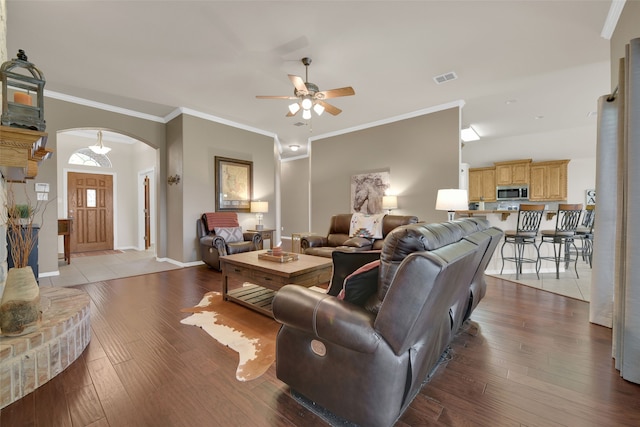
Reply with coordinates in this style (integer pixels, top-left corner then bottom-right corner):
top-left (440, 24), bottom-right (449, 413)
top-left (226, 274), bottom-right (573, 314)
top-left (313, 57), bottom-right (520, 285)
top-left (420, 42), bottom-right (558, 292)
top-left (301, 213), bottom-right (418, 257)
top-left (197, 212), bottom-right (262, 271)
top-left (273, 218), bottom-right (503, 427)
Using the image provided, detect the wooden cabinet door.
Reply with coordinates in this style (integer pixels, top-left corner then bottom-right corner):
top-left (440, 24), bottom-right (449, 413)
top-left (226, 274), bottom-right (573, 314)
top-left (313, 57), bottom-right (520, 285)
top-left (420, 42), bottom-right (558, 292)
top-left (547, 162), bottom-right (567, 200)
top-left (511, 163), bottom-right (530, 184)
top-left (468, 169), bottom-right (483, 202)
top-left (495, 165), bottom-right (512, 186)
top-left (482, 168), bottom-right (496, 201)
top-left (529, 165), bottom-right (547, 201)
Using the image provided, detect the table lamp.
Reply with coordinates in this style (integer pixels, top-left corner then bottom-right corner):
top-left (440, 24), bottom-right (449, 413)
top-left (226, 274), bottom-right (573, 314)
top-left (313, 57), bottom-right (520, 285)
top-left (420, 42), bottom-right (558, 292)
top-left (250, 201), bottom-right (268, 230)
top-left (435, 189), bottom-right (468, 221)
top-left (382, 195), bottom-right (398, 214)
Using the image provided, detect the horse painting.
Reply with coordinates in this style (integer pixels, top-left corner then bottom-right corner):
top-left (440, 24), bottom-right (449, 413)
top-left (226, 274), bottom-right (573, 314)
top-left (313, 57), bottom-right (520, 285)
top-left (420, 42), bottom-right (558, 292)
top-left (351, 172), bottom-right (390, 214)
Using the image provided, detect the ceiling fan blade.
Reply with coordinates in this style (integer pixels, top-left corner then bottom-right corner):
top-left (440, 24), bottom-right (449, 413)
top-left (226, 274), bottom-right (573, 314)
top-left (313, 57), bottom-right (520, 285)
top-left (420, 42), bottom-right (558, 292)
top-left (256, 95), bottom-right (297, 99)
top-left (289, 74), bottom-right (308, 95)
top-left (317, 86), bottom-right (355, 99)
top-left (317, 100), bottom-right (342, 115)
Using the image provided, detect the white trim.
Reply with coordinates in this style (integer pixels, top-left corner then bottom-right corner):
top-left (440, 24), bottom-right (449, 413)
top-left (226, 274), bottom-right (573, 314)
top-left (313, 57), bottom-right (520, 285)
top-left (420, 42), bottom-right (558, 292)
top-left (156, 257), bottom-right (202, 268)
top-left (176, 107), bottom-right (276, 138)
top-left (281, 152), bottom-right (310, 162)
top-left (309, 100), bottom-right (466, 142)
top-left (601, 0), bottom-right (626, 40)
top-left (45, 90), bottom-right (165, 123)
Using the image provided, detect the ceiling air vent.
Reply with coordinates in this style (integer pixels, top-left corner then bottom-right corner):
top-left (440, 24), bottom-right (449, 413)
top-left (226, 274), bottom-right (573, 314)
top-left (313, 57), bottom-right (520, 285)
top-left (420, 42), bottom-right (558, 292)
top-left (433, 71), bottom-right (458, 84)
top-left (293, 122), bottom-right (306, 127)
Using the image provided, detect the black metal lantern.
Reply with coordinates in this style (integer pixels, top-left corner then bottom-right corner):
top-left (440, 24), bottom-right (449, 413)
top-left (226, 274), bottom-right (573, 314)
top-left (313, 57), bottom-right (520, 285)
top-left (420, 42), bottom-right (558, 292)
top-left (1, 49), bottom-right (46, 131)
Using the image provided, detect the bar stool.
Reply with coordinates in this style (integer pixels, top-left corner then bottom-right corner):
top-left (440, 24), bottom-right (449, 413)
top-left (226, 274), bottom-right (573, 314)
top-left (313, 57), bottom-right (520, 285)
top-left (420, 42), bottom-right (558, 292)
top-left (574, 205), bottom-right (595, 267)
top-left (500, 204), bottom-right (545, 280)
top-left (537, 204), bottom-right (583, 279)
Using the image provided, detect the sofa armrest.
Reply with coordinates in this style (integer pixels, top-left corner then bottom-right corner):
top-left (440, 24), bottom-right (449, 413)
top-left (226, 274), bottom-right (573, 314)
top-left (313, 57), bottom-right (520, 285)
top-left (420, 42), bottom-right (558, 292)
top-left (243, 231), bottom-right (262, 249)
top-left (273, 285), bottom-right (381, 354)
top-left (301, 235), bottom-right (328, 249)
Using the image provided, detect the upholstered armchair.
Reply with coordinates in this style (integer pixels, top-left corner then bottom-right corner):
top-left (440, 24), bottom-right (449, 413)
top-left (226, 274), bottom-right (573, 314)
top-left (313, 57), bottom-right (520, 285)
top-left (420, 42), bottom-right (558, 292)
top-left (197, 212), bottom-right (262, 271)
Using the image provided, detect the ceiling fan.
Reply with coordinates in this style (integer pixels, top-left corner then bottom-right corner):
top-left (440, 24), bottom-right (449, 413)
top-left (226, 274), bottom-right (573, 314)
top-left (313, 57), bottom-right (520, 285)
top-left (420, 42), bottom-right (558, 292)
top-left (256, 57), bottom-right (355, 119)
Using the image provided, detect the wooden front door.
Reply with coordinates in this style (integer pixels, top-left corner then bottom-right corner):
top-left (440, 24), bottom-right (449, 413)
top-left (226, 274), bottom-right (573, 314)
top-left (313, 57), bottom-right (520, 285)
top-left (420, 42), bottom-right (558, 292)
top-left (68, 172), bottom-right (114, 253)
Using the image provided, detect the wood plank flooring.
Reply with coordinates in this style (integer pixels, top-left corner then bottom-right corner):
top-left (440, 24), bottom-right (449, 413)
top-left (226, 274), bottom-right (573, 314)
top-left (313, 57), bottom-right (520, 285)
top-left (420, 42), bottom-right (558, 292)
top-left (1, 266), bottom-right (639, 426)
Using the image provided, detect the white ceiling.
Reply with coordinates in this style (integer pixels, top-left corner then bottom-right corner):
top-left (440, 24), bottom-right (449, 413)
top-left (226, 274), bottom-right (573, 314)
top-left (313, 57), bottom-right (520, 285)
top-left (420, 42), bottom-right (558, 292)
top-left (6, 1), bottom-right (615, 159)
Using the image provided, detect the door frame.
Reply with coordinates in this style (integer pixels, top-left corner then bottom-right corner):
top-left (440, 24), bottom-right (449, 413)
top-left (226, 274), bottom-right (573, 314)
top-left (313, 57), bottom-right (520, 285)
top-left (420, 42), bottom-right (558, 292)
top-left (63, 168), bottom-right (119, 249)
top-left (137, 168), bottom-right (156, 251)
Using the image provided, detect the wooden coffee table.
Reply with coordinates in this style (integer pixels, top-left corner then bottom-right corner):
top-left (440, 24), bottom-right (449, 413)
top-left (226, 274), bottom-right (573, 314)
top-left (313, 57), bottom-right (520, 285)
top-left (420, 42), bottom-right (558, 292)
top-left (220, 250), bottom-right (332, 317)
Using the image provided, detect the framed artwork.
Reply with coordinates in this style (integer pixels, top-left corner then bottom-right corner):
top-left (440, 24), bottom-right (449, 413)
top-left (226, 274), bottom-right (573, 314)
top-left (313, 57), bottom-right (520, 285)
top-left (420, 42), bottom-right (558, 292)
top-left (215, 156), bottom-right (253, 212)
top-left (586, 189), bottom-right (596, 206)
top-left (351, 171), bottom-right (390, 214)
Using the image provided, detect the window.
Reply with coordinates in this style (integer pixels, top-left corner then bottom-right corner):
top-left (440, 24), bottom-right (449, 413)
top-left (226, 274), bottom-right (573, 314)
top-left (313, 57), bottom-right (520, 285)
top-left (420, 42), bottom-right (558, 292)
top-left (68, 148), bottom-right (112, 168)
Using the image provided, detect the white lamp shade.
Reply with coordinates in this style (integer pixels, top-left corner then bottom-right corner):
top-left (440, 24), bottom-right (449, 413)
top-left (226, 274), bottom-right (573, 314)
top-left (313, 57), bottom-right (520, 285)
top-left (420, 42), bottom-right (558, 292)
top-left (382, 195), bottom-right (398, 210)
top-left (302, 109), bottom-right (312, 120)
top-left (301, 97), bottom-right (313, 110)
top-left (250, 201), bottom-right (269, 213)
top-left (313, 102), bottom-right (325, 116)
top-left (288, 102), bottom-right (301, 115)
top-left (435, 189), bottom-right (468, 211)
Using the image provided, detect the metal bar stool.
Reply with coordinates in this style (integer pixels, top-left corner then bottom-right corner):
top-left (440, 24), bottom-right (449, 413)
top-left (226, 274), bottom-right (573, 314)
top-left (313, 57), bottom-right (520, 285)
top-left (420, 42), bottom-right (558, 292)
top-left (537, 203), bottom-right (583, 279)
top-left (500, 204), bottom-right (545, 279)
top-left (574, 205), bottom-right (595, 267)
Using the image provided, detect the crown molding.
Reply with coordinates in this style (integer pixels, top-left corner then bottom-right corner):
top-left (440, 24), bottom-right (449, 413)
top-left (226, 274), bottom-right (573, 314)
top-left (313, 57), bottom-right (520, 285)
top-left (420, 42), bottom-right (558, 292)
top-left (601, 0), bottom-right (626, 40)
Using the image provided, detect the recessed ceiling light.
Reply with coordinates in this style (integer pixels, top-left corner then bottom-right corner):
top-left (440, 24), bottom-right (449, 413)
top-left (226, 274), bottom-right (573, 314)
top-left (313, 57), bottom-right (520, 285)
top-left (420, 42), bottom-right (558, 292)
top-left (535, 115), bottom-right (544, 120)
top-left (505, 99), bottom-right (517, 105)
top-left (461, 127), bottom-right (480, 142)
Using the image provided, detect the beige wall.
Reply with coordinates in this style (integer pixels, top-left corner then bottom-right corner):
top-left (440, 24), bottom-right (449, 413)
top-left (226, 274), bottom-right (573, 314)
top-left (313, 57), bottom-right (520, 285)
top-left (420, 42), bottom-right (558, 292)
top-left (180, 114), bottom-right (275, 262)
top-left (36, 97), bottom-right (166, 274)
top-left (308, 107), bottom-right (461, 233)
top-left (280, 157), bottom-right (311, 235)
top-left (611, 1), bottom-right (640, 89)
top-left (1, 0), bottom-right (7, 294)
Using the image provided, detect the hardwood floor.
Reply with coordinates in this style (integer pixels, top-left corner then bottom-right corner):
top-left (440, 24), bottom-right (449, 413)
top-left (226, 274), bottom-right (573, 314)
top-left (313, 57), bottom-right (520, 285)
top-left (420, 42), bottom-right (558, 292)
top-left (1, 266), bottom-right (638, 426)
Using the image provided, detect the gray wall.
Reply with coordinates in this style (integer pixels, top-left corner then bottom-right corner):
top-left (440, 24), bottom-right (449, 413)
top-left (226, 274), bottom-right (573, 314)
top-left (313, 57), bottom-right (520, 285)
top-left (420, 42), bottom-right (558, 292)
top-left (35, 97), bottom-right (166, 274)
top-left (280, 157), bottom-right (311, 235)
top-left (309, 107), bottom-right (461, 233)
top-left (179, 114), bottom-right (275, 263)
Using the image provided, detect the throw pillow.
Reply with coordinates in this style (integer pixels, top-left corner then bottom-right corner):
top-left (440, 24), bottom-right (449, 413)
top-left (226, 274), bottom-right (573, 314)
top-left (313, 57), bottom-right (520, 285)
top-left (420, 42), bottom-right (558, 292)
top-left (337, 260), bottom-right (380, 306)
top-left (214, 226), bottom-right (244, 243)
top-left (342, 237), bottom-right (373, 248)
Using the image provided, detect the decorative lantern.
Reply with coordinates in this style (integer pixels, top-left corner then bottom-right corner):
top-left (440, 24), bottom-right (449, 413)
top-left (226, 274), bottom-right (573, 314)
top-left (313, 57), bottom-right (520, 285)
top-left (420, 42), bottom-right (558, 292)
top-left (1, 49), bottom-right (46, 131)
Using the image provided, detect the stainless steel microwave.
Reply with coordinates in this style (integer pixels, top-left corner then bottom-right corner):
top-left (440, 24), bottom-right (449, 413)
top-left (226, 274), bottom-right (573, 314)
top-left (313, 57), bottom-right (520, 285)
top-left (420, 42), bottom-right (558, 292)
top-left (496, 185), bottom-right (529, 201)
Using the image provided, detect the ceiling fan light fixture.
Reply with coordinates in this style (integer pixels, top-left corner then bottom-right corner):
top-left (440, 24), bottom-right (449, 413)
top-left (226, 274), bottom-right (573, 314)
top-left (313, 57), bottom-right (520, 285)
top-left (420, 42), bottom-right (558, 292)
top-left (89, 130), bottom-right (112, 154)
top-left (288, 102), bottom-right (301, 115)
top-left (313, 102), bottom-right (325, 116)
top-left (302, 109), bottom-right (312, 120)
top-left (301, 97), bottom-right (313, 110)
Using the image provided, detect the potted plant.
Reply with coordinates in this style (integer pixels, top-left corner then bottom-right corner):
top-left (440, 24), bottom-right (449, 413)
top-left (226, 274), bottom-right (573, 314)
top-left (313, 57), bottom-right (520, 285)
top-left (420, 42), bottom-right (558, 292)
top-left (0, 185), bottom-right (47, 336)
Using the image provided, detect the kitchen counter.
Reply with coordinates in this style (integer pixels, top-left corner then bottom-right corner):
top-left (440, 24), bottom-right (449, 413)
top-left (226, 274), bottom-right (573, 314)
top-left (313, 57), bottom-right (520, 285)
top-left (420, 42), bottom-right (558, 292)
top-left (456, 210), bottom-right (557, 221)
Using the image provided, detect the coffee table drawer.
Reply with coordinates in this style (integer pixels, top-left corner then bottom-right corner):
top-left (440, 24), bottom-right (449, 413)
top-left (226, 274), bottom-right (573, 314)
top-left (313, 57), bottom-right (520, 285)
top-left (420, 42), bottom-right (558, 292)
top-left (225, 264), bottom-right (255, 281)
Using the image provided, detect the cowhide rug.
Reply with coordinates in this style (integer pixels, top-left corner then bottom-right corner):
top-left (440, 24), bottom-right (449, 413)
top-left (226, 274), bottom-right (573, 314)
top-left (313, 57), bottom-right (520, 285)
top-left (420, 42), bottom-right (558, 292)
top-left (180, 290), bottom-right (280, 381)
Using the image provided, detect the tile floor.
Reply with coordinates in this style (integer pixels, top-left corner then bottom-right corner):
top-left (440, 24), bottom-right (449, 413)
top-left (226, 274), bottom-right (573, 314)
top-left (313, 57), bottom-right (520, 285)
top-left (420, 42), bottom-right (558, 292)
top-left (39, 248), bottom-right (182, 287)
top-left (489, 258), bottom-right (592, 302)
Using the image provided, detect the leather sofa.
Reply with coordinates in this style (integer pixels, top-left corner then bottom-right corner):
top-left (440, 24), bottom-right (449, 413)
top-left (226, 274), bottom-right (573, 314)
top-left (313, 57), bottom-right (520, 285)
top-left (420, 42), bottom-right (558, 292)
top-left (196, 212), bottom-right (262, 271)
top-left (301, 213), bottom-right (418, 257)
top-left (272, 218), bottom-right (503, 427)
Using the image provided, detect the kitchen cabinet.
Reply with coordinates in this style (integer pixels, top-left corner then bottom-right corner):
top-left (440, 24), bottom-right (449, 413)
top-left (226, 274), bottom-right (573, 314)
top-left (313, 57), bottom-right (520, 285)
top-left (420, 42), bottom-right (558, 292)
top-left (529, 160), bottom-right (569, 201)
top-left (469, 167), bottom-right (496, 202)
top-left (495, 159), bottom-right (531, 186)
